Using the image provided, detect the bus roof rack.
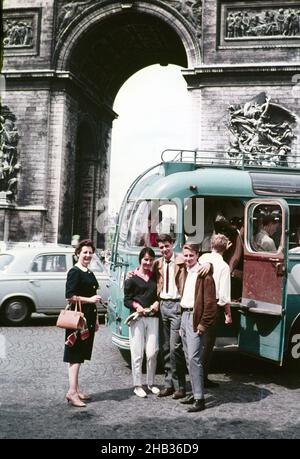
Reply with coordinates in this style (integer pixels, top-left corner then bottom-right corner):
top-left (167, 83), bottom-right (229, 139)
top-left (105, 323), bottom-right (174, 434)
top-left (161, 149), bottom-right (300, 171)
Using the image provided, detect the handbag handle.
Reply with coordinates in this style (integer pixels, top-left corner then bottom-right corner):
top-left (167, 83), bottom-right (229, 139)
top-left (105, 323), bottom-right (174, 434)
top-left (74, 298), bottom-right (82, 313)
top-left (66, 298), bottom-right (82, 313)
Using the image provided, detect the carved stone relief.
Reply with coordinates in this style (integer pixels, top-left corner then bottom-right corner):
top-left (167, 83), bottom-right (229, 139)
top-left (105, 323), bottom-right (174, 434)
top-left (163, 1), bottom-right (202, 37)
top-left (3, 9), bottom-right (41, 55)
top-left (227, 94), bottom-right (296, 167)
top-left (56, 0), bottom-right (95, 34)
top-left (55, 1), bottom-right (202, 40)
top-left (0, 107), bottom-right (20, 202)
top-left (225, 5), bottom-right (300, 39)
top-left (3, 18), bottom-right (34, 47)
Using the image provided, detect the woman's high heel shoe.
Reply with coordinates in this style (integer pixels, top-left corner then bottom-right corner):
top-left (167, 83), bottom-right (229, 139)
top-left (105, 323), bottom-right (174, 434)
top-left (77, 392), bottom-right (91, 401)
top-left (66, 393), bottom-right (86, 407)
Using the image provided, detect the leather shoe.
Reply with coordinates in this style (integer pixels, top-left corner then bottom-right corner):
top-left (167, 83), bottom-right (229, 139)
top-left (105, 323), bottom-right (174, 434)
top-left (77, 392), bottom-right (91, 401)
top-left (204, 379), bottom-right (219, 388)
top-left (187, 399), bottom-right (205, 413)
top-left (66, 393), bottom-right (86, 407)
top-left (157, 387), bottom-right (174, 397)
top-left (172, 389), bottom-right (186, 400)
top-left (180, 394), bottom-right (194, 405)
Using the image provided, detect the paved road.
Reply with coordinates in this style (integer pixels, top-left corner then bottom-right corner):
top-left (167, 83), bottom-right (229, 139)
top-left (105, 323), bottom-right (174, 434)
top-left (0, 316), bottom-right (299, 439)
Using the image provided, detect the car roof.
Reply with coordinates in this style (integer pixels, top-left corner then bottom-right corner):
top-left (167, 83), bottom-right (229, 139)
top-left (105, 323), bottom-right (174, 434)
top-left (1, 244), bottom-right (75, 255)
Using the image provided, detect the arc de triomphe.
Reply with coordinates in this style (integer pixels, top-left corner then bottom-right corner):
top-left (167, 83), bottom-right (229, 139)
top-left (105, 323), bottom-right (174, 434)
top-left (1, 0), bottom-right (299, 246)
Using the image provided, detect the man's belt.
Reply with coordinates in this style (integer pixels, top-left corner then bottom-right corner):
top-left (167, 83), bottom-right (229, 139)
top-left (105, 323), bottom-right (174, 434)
top-left (181, 307), bottom-right (194, 313)
top-left (160, 298), bottom-right (180, 302)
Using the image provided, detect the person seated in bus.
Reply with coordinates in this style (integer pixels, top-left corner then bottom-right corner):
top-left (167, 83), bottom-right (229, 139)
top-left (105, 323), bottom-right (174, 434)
top-left (139, 210), bottom-right (162, 247)
top-left (198, 234), bottom-right (232, 388)
top-left (254, 214), bottom-right (280, 252)
top-left (289, 226), bottom-right (300, 253)
top-left (123, 247), bottom-right (160, 398)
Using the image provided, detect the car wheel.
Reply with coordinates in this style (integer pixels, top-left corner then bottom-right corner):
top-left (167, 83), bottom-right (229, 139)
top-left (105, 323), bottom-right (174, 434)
top-left (1, 298), bottom-right (32, 326)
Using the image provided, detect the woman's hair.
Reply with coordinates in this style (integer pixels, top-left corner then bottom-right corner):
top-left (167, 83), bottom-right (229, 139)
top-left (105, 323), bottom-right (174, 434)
top-left (139, 246), bottom-right (155, 263)
top-left (75, 239), bottom-right (95, 256)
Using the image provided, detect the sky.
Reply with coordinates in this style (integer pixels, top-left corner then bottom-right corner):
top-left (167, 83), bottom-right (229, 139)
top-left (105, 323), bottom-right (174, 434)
top-left (108, 64), bottom-right (197, 214)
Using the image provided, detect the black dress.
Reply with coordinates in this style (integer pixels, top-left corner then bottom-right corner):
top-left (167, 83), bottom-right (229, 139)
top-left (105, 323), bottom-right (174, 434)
top-left (63, 266), bottom-right (99, 363)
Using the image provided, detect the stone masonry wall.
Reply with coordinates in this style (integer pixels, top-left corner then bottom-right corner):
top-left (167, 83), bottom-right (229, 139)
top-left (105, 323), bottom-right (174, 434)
top-left (203, 0), bottom-right (300, 65)
top-left (57, 92), bottom-right (80, 245)
top-left (1, 89), bottom-right (50, 207)
top-left (8, 209), bottom-right (45, 242)
top-left (44, 90), bottom-right (78, 243)
top-left (3, 0), bottom-right (55, 71)
top-left (191, 82), bottom-right (300, 157)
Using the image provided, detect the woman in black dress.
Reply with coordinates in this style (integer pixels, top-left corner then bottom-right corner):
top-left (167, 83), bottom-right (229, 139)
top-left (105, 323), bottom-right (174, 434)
top-left (64, 239), bottom-right (101, 407)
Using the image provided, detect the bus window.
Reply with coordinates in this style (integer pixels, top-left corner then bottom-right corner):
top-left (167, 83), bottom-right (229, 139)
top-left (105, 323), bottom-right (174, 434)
top-left (289, 205), bottom-right (300, 253)
top-left (249, 204), bottom-right (282, 252)
top-left (128, 200), bottom-right (178, 248)
top-left (184, 196), bottom-right (244, 250)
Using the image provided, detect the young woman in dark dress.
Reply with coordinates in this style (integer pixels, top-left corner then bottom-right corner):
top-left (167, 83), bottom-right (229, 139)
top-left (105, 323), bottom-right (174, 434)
top-left (64, 239), bottom-right (101, 407)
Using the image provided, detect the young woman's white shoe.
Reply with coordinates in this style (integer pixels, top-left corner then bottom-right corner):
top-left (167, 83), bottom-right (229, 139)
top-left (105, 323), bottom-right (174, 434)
top-left (134, 386), bottom-right (147, 398)
top-left (148, 385), bottom-right (160, 395)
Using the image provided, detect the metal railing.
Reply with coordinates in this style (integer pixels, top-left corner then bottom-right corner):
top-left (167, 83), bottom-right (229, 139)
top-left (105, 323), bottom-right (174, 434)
top-left (161, 149), bottom-right (300, 171)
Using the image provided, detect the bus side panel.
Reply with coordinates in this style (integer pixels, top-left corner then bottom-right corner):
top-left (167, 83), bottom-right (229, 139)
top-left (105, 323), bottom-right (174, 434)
top-left (243, 255), bottom-right (284, 307)
top-left (285, 260), bottom-right (300, 352)
top-left (239, 313), bottom-right (283, 361)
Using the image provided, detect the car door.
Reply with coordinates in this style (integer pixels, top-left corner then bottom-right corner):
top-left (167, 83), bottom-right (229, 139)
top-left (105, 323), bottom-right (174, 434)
top-left (27, 253), bottom-right (68, 312)
top-left (239, 198), bottom-right (289, 364)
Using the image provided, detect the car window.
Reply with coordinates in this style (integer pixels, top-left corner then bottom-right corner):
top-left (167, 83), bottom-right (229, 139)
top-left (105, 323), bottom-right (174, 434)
top-left (31, 254), bottom-right (67, 272)
top-left (71, 253), bottom-right (107, 273)
top-left (0, 254), bottom-right (14, 271)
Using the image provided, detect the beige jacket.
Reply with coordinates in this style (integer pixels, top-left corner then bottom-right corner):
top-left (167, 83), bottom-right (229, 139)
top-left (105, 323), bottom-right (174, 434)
top-left (152, 254), bottom-right (186, 298)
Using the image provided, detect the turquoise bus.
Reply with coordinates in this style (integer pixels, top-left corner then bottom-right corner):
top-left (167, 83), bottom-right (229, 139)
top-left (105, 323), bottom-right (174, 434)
top-left (107, 150), bottom-right (300, 368)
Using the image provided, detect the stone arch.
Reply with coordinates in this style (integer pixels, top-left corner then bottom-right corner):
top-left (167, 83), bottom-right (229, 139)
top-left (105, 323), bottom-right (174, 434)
top-left (52, 0), bottom-right (201, 246)
top-left (54, 1), bottom-right (201, 73)
top-left (58, 115), bottom-right (99, 245)
top-left (72, 119), bottom-right (98, 240)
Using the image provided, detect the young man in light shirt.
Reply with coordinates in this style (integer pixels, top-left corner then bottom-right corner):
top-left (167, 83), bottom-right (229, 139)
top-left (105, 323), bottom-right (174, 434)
top-left (153, 234), bottom-right (211, 400)
top-left (199, 233), bottom-right (232, 388)
top-left (179, 243), bottom-right (217, 412)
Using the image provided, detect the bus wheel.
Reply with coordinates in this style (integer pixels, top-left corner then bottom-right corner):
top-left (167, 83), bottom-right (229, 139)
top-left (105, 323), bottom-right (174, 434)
top-left (287, 321), bottom-right (300, 371)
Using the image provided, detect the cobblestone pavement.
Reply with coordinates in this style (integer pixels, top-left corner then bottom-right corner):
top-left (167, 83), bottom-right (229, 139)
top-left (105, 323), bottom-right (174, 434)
top-left (0, 316), bottom-right (299, 440)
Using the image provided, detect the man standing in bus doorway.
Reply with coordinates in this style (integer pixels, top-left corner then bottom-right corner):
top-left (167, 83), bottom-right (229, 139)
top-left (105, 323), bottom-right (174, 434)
top-left (198, 233), bottom-right (232, 388)
top-left (153, 234), bottom-right (211, 400)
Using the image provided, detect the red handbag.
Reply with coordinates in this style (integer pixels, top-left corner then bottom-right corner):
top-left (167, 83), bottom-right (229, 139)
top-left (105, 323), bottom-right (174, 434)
top-left (56, 300), bottom-right (84, 330)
